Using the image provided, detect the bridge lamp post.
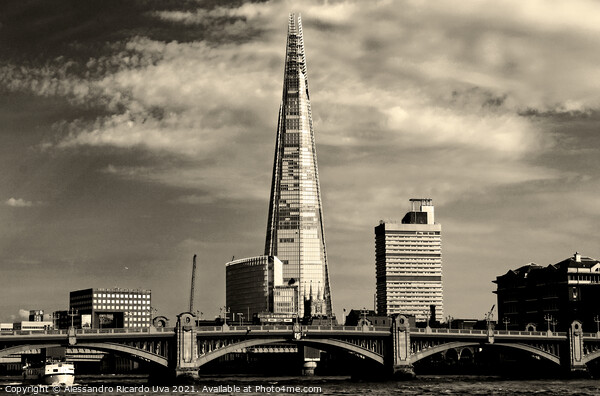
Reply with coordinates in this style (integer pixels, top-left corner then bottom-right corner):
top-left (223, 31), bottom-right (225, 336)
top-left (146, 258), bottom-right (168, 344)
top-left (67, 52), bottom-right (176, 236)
top-left (544, 314), bottom-right (553, 333)
top-left (238, 313), bottom-right (244, 326)
top-left (68, 308), bottom-right (78, 329)
top-left (222, 306), bottom-right (230, 325)
top-left (446, 315), bottom-right (453, 329)
top-left (360, 308), bottom-right (369, 326)
top-left (594, 315), bottom-right (600, 334)
top-left (502, 317), bottom-right (510, 331)
top-left (551, 319), bottom-right (557, 333)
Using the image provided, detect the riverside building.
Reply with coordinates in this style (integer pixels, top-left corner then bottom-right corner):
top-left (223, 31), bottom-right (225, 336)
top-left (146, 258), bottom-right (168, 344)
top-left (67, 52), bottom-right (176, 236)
top-left (375, 199), bottom-right (443, 321)
top-left (226, 256), bottom-right (297, 319)
top-left (264, 13), bottom-right (332, 318)
top-left (494, 252), bottom-right (600, 332)
top-left (69, 288), bottom-right (152, 328)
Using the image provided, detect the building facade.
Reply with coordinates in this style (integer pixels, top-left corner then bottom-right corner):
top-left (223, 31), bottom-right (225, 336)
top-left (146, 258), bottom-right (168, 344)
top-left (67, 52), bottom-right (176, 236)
top-left (70, 288), bottom-right (152, 329)
top-left (494, 252), bottom-right (600, 332)
top-left (273, 284), bottom-right (298, 315)
top-left (226, 255), bottom-right (283, 319)
top-left (264, 13), bottom-right (332, 317)
top-left (28, 310), bottom-right (45, 322)
top-left (375, 199), bottom-right (443, 321)
top-left (13, 321), bottom-right (54, 331)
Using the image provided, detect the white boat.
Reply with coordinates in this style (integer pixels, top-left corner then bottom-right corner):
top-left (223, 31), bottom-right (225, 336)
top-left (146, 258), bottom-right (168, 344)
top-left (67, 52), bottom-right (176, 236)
top-left (23, 360), bottom-right (75, 386)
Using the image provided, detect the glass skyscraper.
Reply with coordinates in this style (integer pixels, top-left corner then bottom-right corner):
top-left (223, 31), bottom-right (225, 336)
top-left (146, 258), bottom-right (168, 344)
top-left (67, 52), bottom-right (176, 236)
top-left (264, 14), bottom-right (332, 317)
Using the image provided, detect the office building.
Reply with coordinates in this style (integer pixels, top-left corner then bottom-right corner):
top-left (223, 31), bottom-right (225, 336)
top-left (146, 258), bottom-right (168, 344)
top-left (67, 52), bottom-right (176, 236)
top-left (226, 255), bottom-right (284, 319)
top-left (273, 284), bottom-right (298, 315)
top-left (494, 252), bottom-right (600, 332)
top-left (52, 310), bottom-right (70, 330)
top-left (375, 199), bottom-right (443, 321)
top-left (264, 13), bottom-right (332, 317)
top-left (69, 288), bottom-right (152, 328)
top-left (28, 310), bottom-right (44, 322)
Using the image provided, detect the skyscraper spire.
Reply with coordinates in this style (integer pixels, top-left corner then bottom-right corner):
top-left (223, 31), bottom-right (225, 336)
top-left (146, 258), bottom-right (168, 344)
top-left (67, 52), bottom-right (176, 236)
top-left (265, 13), bottom-right (332, 317)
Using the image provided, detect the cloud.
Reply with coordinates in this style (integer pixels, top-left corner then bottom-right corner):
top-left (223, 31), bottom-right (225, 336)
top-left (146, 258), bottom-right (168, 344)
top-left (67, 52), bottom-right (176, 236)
top-left (171, 194), bottom-right (215, 205)
top-left (3, 0), bottom-right (576, 234)
top-left (18, 309), bottom-right (29, 319)
top-left (3, 0), bottom-right (600, 321)
top-left (5, 198), bottom-right (34, 207)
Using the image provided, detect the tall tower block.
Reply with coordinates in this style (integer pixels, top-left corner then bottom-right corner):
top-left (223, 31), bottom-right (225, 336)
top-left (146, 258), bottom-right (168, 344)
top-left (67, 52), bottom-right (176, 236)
top-left (375, 199), bottom-right (443, 321)
top-left (265, 14), bottom-right (332, 317)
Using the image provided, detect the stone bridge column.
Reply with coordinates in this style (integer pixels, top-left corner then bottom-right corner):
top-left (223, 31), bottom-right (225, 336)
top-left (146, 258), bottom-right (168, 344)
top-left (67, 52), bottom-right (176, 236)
top-left (174, 312), bottom-right (198, 380)
top-left (389, 314), bottom-right (415, 379)
top-left (568, 320), bottom-right (587, 374)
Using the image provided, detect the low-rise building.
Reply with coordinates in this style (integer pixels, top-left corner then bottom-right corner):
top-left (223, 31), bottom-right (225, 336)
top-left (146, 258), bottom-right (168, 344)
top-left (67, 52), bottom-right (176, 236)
top-left (13, 321), bottom-right (54, 331)
top-left (494, 252), bottom-right (600, 332)
top-left (70, 287), bottom-right (152, 329)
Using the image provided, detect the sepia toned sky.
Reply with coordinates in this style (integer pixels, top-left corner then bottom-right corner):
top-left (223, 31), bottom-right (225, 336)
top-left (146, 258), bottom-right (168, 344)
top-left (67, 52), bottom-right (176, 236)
top-left (1, 0), bottom-right (600, 323)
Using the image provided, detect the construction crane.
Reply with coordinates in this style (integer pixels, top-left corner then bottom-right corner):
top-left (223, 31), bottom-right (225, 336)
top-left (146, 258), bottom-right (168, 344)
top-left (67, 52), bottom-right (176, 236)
top-left (485, 304), bottom-right (495, 326)
top-left (486, 304), bottom-right (495, 321)
top-left (190, 254), bottom-right (197, 313)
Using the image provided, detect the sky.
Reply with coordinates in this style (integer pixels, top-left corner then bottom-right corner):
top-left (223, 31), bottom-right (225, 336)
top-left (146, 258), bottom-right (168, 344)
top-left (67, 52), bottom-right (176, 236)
top-left (1, 0), bottom-right (600, 323)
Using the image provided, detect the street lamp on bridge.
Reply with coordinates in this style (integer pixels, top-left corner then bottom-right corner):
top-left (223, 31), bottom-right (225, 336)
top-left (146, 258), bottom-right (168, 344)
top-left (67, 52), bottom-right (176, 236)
top-left (502, 317), bottom-right (510, 331)
top-left (544, 314), bottom-right (553, 333)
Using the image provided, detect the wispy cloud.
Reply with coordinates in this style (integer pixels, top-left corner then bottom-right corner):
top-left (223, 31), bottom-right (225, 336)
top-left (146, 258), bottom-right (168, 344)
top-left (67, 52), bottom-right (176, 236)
top-left (5, 198), bottom-right (35, 207)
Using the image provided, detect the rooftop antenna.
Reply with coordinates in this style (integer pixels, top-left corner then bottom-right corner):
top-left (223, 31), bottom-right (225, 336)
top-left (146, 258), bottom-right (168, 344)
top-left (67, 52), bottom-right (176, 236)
top-left (190, 254), bottom-right (197, 313)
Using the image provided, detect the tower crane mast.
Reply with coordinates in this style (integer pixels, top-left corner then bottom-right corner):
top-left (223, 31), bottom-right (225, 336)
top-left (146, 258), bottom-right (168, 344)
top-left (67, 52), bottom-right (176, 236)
top-left (190, 254), bottom-right (197, 313)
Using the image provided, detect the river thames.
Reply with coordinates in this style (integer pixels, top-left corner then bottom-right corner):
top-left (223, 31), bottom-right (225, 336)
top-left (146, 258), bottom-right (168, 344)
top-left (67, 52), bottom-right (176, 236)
top-left (1, 375), bottom-right (600, 395)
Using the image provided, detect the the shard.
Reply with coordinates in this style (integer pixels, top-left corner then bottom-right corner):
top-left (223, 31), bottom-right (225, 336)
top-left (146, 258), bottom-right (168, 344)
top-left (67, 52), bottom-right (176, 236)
top-left (265, 14), bottom-right (332, 317)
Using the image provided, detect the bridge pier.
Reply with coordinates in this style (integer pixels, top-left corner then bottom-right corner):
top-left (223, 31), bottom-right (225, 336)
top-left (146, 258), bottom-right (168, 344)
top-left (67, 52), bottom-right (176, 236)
top-left (301, 346), bottom-right (320, 376)
top-left (567, 320), bottom-right (588, 376)
top-left (173, 312), bottom-right (199, 381)
top-left (389, 315), bottom-right (416, 379)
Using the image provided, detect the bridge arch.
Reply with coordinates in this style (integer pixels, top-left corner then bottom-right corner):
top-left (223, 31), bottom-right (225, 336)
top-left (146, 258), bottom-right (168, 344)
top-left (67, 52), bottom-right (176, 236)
top-left (296, 339), bottom-right (384, 365)
top-left (410, 341), bottom-right (561, 366)
top-left (0, 343), bottom-right (168, 367)
top-left (492, 343), bottom-right (560, 366)
top-left (0, 344), bottom-right (62, 358)
top-left (195, 338), bottom-right (385, 368)
top-left (412, 341), bottom-right (479, 363)
top-left (581, 349), bottom-right (600, 365)
top-left (196, 338), bottom-right (287, 367)
top-left (76, 343), bottom-right (168, 367)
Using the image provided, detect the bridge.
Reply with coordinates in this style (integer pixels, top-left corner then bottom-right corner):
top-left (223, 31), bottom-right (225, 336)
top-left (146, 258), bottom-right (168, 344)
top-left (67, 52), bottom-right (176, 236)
top-left (2, 313), bottom-right (600, 378)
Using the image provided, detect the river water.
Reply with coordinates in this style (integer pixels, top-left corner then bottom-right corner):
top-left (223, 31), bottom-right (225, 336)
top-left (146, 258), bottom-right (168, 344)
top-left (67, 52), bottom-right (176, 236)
top-left (1, 375), bottom-right (600, 395)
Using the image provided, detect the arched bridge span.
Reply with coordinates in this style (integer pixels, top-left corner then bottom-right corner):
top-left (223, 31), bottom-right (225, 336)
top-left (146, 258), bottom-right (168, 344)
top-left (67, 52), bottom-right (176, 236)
top-left (195, 337), bottom-right (385, 367)
top-left (0, 342), bottom-right (168, 368)
top-left (410, 341), bottom-right (561, 366)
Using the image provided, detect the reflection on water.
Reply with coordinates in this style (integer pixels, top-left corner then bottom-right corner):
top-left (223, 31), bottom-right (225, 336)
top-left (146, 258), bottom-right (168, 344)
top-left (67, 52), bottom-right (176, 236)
top-left (1, 375), bottom-right (599, 395)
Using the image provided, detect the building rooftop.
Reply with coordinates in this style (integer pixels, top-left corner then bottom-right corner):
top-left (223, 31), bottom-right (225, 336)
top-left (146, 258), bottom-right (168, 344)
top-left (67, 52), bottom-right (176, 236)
top-left (495, 252), bottom-right (600, 283)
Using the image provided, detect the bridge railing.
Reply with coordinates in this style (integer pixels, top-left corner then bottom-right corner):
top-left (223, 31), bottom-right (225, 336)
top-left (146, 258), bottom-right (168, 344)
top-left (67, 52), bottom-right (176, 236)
top-left (193, 324), bottom-right (391, 333)
top-left (411, 328), bottom-right (570, 337)
top-left (412, 328), bottom-right (487, 335)
top-left (0, 327), bottom-right (177, 337)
